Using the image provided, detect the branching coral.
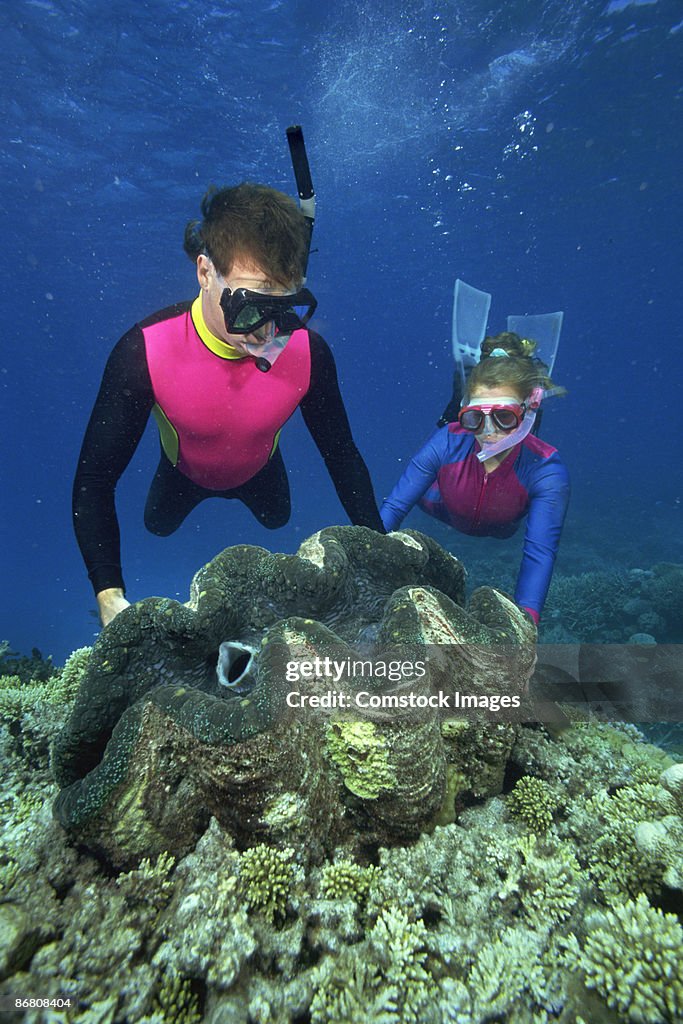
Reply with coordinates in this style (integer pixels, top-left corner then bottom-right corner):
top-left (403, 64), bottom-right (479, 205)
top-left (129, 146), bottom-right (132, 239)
top-left (642, 563), bottom-right (683, 638)
top-left (310, 905), bottom-right (438, 1024)
top-left (54, 647), bottom-right (92, 702)
top-left (239, 843), bottom-right (295, 922)
top-left (507, 776), bottom-right (557, 833)
top-left (319, 858), bottom-right (378, 904)
top-left (544, 570), bottom-right (632, 641)
top-left (153, 971), bottom-right (202, 1024)
top-left (0, 646), bottom-right (92, 767)
top-left (0, 857), bottom-right (19, 896)
top-left (579, 894), bottom-right (683, 1023)
top-left (117, 851), bottom-right (176, 913)
top-left (467, 925), bottom-right (547, 1020)
top-left (310, 952), bottom-right (399, 1024)
top-left (632, 763), bottom-right (683, 891)
top-left (498, 835), bottom-right (582, 928)
top-left (585, 781), bottom-right (674, 900)
top-left (369, 906), bottom-right (437, 1021)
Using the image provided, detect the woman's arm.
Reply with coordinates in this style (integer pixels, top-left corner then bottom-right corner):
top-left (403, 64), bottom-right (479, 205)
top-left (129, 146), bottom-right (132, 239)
top-left (380, 429), bottom-right (449, 531)
top-left (514, 454), bottom-right (570, 622)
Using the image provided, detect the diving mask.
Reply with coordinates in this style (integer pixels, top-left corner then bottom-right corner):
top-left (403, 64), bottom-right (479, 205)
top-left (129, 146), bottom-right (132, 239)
top-left (458, 397), bottom-right (525, 434)
top-left (219, 284), bottom-right (317, 335)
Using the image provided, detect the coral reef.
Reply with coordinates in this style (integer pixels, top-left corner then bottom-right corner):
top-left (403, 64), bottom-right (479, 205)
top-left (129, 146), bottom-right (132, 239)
top-left (0, 642), bottom-right (55, 685)
top-left (0, 532), bottom-right (682, 1023)
top-left (0, 647), bottom-right (91, 766)
top-left (578, 894), bottom-right (683, 1023)
top-left (541, 561), bottom-right (683, 643)
top-left (318, 858), bottom-right (378, 903)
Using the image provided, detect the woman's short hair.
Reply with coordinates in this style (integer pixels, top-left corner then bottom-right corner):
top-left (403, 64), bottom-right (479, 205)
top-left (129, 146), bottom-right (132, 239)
top-left (183, 182), bottom-right (310, 286)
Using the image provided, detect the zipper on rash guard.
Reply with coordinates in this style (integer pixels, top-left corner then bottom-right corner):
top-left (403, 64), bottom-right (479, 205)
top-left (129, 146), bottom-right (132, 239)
top-left (472, 473), bottom-right (489, 530)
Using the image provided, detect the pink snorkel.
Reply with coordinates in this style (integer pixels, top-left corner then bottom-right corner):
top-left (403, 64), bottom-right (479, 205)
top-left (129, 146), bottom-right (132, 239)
top-left (476, 385), bottom-right (546, 463)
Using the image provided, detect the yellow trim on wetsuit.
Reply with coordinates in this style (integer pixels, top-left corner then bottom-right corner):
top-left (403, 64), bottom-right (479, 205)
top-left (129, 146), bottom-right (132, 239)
top-left (152, 403), bottom-right (180, 465)
top-left (191, 294), bottom-right (244, 360)
top-left (152, 407), bottom-right (281, 473)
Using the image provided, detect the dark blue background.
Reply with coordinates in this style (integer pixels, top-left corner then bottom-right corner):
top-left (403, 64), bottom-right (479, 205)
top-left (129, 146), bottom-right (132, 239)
top-left (1, 0), bottom-right (681, 662)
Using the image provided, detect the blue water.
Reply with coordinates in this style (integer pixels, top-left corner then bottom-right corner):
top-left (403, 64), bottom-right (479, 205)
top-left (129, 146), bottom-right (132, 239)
top-left (1, 0), bottom-right (682, 664)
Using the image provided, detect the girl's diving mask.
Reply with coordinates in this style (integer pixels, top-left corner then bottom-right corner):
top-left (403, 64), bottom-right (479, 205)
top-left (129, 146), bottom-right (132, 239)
top-left (458, 385), bottom-right (548, 462)
top-left (458, 396), bottom-right (526, 434)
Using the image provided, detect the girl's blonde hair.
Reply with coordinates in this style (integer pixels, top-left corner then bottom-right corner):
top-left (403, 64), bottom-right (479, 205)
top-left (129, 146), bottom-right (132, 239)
top-left (466, 332), bottom-right (564, 401)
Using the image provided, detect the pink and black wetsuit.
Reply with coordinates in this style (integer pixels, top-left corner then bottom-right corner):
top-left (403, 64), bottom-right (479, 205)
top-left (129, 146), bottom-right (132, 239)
top-left (73, 298), bottom-right (383, 596)
top-left (380, 423), bottom-right (570, 623)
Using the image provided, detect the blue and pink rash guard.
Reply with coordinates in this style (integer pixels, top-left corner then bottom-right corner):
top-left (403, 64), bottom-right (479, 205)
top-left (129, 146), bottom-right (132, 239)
top-left (380, 423), bottom-right (570, 623)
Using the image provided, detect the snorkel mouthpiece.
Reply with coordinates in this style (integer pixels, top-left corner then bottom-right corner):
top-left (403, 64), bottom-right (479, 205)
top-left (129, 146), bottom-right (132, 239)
top-left (476, 386), bottom-right (545, 462)
top-left (245, 329), bottom-right (293, 372)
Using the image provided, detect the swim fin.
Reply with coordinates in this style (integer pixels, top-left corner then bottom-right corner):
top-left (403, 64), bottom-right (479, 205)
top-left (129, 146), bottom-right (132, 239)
top-left (507, 311), bottom-right (563, 373)
top-left (452, 279), bottom-right (491, 392)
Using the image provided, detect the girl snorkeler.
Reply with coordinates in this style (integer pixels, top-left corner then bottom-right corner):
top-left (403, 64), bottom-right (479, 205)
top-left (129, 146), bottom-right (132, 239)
top-left (381, 333), bottom-right (570, 624)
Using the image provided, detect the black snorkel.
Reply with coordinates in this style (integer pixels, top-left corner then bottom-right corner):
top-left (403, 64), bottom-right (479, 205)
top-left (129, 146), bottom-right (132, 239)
top-left (249, 126), bottom-right (317, 374)
top-left (286, 124), bottom-right (316, 279)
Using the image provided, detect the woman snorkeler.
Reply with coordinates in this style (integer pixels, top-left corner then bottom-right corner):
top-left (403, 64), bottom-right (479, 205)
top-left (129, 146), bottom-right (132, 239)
top-left (381, 333), bottom-right (570, 625)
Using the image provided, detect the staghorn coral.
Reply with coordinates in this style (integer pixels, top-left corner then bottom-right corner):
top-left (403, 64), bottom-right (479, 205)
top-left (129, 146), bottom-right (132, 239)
top-left (579, 894), bottom-right (683, 1023)
top-left (507, 775), bottom-right (557, 833)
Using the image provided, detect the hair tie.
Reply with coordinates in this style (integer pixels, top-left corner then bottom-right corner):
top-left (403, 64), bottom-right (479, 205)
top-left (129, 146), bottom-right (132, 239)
top-left (489, 347), bottom-right (510, 358)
